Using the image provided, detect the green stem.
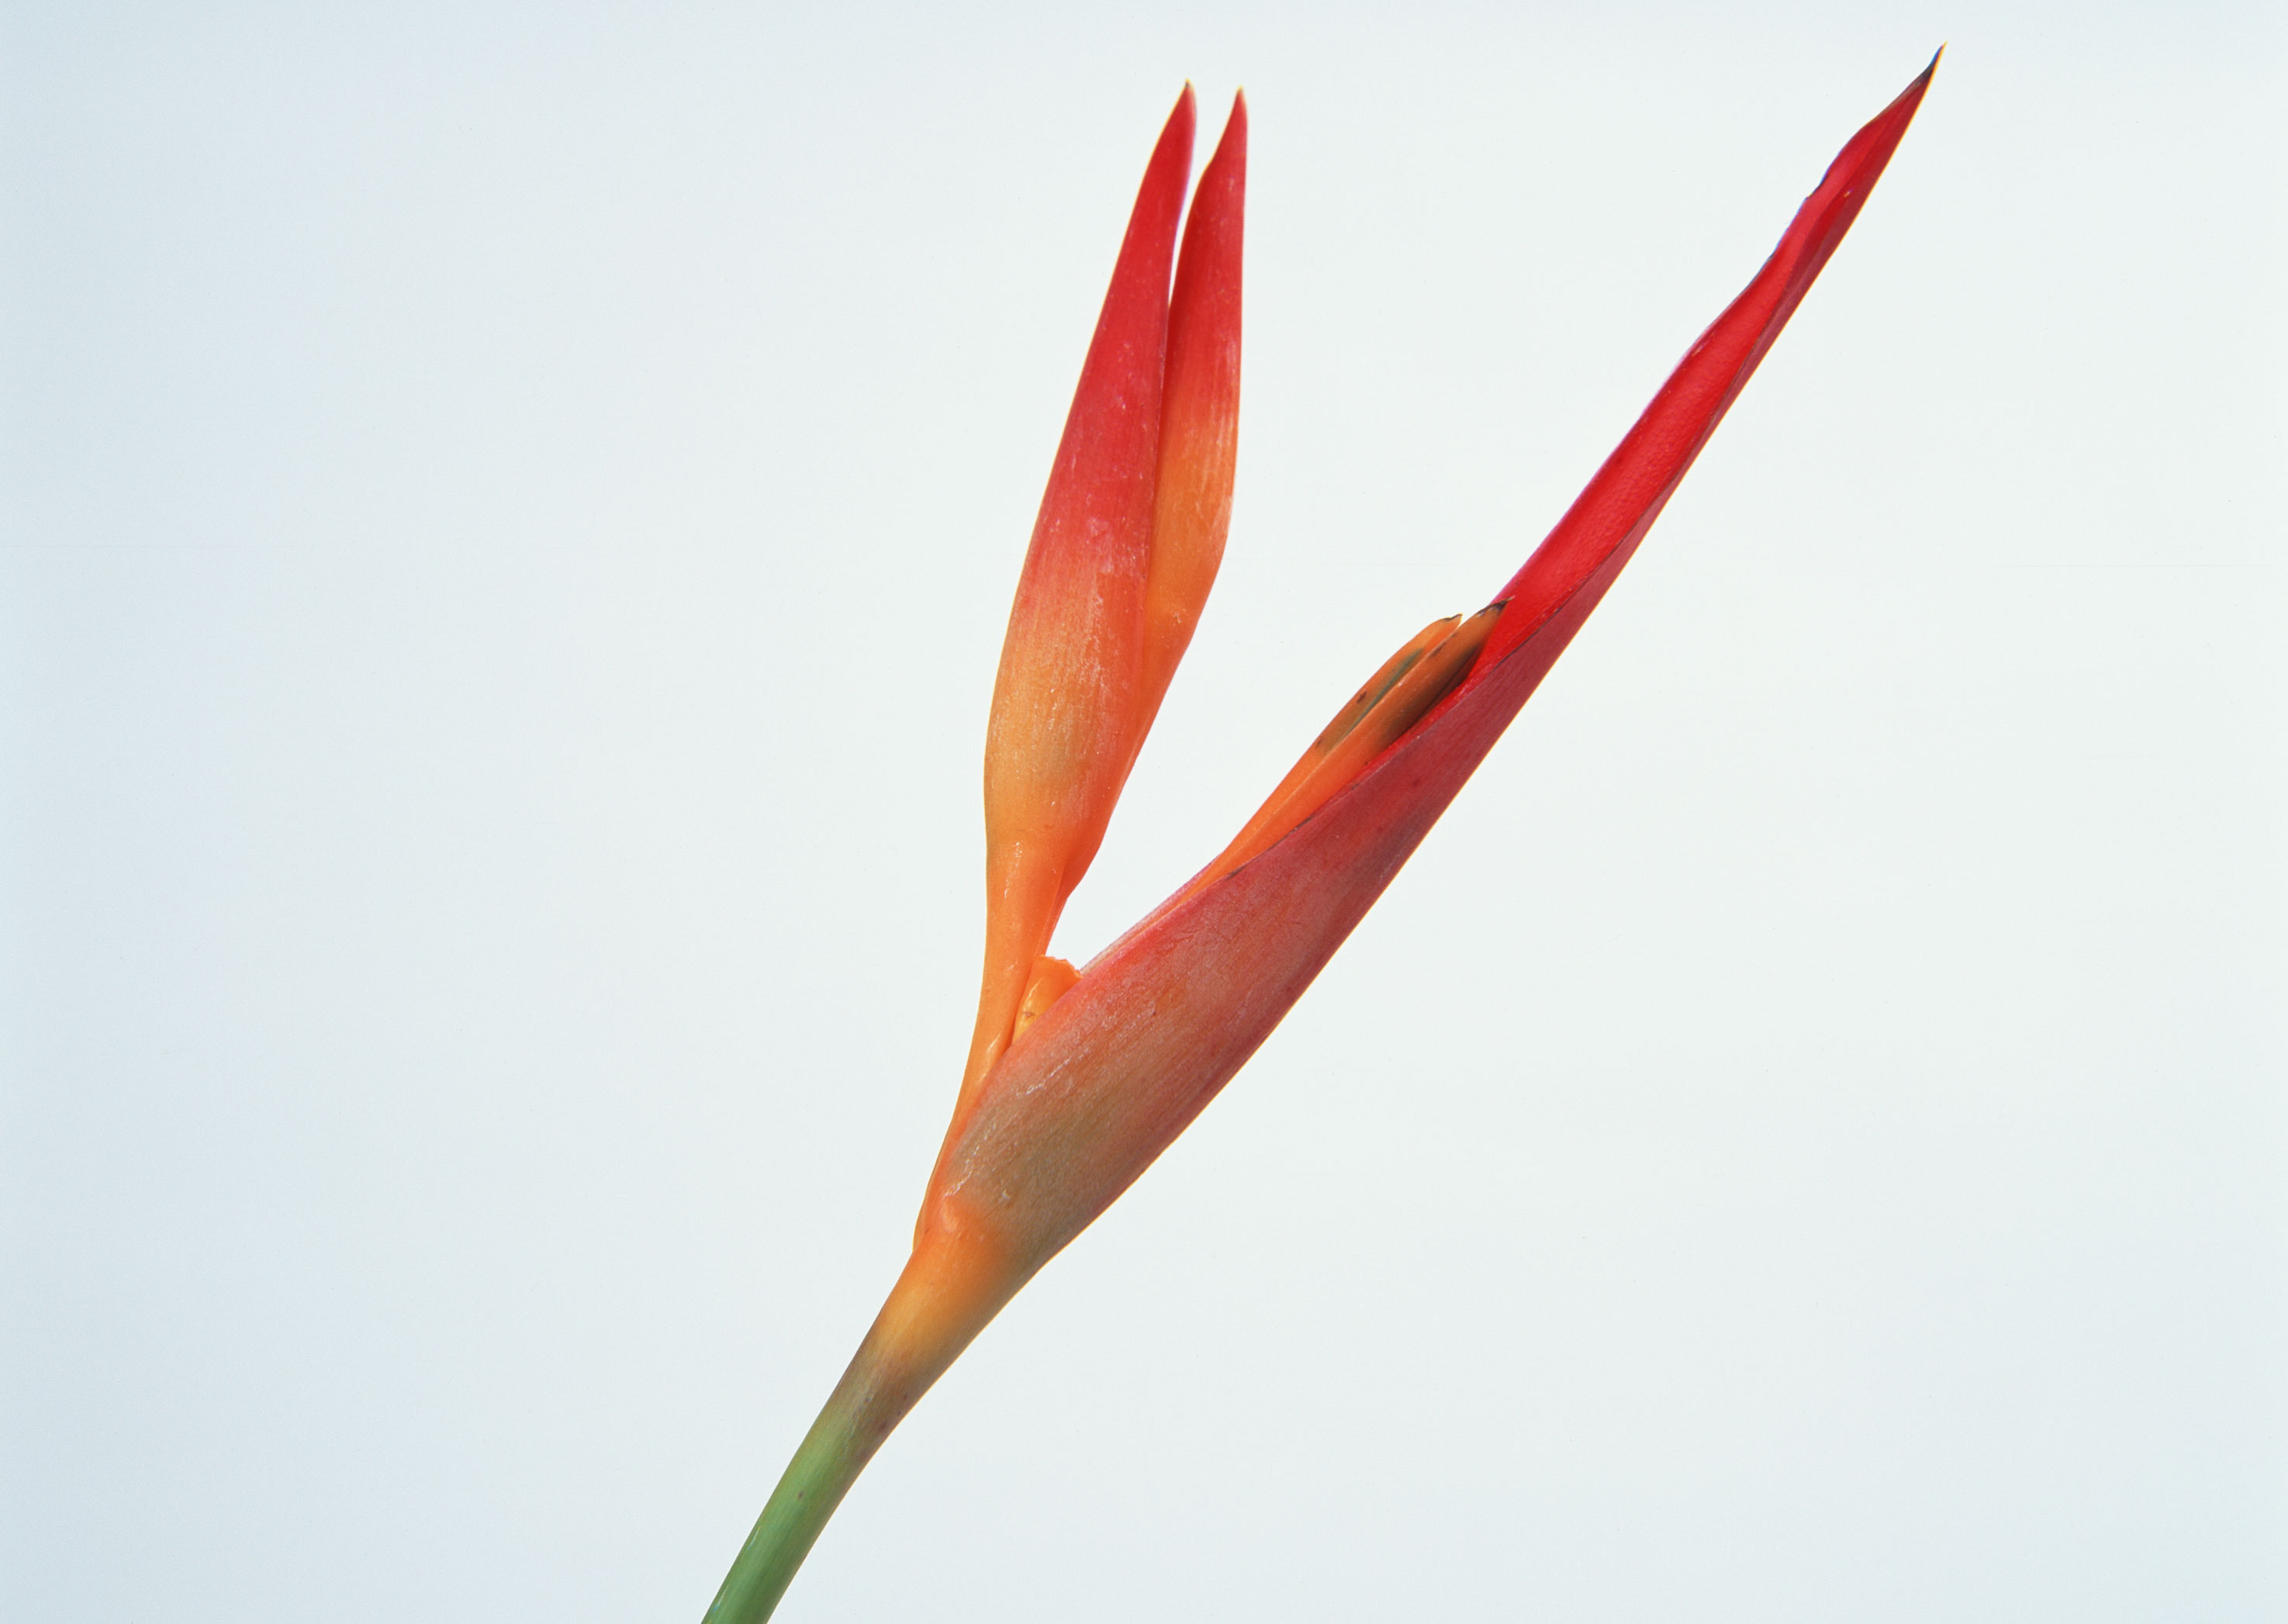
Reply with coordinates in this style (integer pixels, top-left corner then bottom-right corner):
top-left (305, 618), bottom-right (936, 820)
top-left (702, 1236), bottom-right (1022, 1622)
top-left (701, 1380), bottom-right (873, 1624)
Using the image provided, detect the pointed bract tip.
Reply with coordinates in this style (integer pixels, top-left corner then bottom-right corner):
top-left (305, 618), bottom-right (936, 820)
top-left (1903, 47), bottom-right (1940, 98)
top-left (1903, 47), bottom-right (1942, 100)
top-left (1885, 50), bottom-right (1941, 133)
top-left (1163, 82), bottom-right (1198, 160)
top-left (1204, 88), bottom-right (1246, 173)
top-left (1149, 83), bottom-right (1198, 170)
top-left (1217, 89), bottom-right (1248, 159)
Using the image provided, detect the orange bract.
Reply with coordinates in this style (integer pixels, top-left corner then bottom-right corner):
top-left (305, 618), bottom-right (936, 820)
top-left (1195, 600), bottom-right (1505, 891)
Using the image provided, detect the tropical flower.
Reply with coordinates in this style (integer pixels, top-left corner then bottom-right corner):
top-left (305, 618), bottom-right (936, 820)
top-left (707, 57), bottom-right (1937, 1622)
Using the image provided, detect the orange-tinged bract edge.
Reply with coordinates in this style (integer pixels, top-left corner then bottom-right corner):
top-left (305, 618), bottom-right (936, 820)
top-left (704, 57), bottom-right (1937, 1624)
top-left (1013, 955), bottom-right (1082, 1042)
top-left (1194, 602), bottom-right (1501, 890)
top-left (1223, 613), bottom-right (1459, 855)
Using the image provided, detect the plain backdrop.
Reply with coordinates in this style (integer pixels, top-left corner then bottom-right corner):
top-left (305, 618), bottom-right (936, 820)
top-left (3, 3), bottom-right (2283, 1620)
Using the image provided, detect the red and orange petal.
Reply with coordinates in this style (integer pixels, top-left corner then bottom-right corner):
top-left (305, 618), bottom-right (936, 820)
top-left (964, 86), bottom-right (1198, 1111)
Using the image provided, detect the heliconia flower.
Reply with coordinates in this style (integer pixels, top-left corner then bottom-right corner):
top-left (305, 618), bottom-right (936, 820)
top-left (706, 57), bottom-right (1937, 1623)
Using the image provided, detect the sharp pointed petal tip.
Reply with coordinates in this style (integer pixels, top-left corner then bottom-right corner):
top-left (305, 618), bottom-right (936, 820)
top-left (1195, 88), bottom-right (1246, 182)
top-left (1902, 47), bottom-right (1942, 102)
top-left (1148, 85), bottom-right (1198, 164)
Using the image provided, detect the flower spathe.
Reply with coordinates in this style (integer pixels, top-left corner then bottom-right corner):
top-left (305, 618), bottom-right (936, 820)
top-left (705, 56), bottom-right (1937, 1623)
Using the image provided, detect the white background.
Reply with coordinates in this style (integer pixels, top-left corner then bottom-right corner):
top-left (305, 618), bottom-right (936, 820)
top-left (3, 4), bottom-right (2282, 1620)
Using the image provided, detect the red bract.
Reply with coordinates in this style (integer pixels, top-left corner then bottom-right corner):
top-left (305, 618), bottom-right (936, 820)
top-left (960, 88), bottom-right (1247, 1129)
top-left (706, 57), bottom-right (1936, 1624)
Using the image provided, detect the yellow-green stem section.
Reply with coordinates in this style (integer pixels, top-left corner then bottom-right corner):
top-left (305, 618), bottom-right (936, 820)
top-left (701, 1368), bottom-right (873, 1623)
top-left (703, 1225), bottom-right (1018, 1622)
